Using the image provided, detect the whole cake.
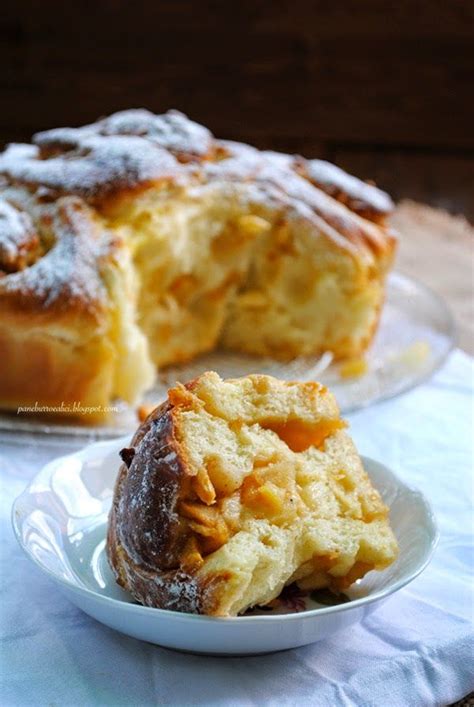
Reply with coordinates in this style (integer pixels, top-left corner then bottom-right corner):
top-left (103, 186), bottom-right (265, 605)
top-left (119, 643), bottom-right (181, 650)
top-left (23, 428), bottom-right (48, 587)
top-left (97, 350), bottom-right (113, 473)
top-left (107, 372), bottom-right (398, 616)
top-left (0, 110), bottom-right (397, 416)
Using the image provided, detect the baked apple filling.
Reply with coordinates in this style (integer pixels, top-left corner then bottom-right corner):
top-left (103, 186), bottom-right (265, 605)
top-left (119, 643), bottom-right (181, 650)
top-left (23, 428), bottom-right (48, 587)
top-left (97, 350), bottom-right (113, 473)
top-left (259, 418), bottom-right (346, 453)
top-left (166, 372), bottom-right (397, 612)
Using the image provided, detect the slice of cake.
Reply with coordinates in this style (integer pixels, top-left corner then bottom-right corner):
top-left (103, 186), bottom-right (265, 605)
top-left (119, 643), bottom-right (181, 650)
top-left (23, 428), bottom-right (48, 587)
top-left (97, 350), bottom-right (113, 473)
top-left (107, 372), bottom-right (398, 616)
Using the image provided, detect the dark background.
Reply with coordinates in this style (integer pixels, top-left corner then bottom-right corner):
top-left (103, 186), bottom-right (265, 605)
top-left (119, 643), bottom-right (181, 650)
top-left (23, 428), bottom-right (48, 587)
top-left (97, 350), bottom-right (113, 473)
top-left (2, 0), bottom-right (474, 219)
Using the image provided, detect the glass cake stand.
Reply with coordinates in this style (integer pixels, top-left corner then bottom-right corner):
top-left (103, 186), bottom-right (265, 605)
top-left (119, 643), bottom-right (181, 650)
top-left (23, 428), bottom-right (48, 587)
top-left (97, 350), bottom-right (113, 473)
top-left (0, 272), bottom-right (455, 446)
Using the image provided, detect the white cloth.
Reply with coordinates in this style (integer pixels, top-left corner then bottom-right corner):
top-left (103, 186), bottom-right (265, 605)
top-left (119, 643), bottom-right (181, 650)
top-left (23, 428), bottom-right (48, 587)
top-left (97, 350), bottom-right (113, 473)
top-left (1, 350), bottom-right (473, 707)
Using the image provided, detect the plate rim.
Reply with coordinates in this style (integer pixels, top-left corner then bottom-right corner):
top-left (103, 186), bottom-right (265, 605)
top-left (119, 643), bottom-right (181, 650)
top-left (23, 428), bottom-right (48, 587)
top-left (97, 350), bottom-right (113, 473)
top-left (337, 269), bottom-right (456, 415)
top-left (11, 449), bottom-right (439, 625)
top-left (0, 270), bottom-right (456, 443)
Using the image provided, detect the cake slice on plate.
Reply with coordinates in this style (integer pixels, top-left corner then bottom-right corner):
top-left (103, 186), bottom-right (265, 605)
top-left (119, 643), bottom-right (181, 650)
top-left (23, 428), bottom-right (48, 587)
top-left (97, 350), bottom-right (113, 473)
top-left (107, 372), bottom-right (398, 616)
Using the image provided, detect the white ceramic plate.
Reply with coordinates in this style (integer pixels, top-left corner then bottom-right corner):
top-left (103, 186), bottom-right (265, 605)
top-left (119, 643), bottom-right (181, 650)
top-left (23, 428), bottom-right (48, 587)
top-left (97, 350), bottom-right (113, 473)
top-left (12, 438), bottom-right (438, 655)
top-left (0, 272), bottom-right (455, 446)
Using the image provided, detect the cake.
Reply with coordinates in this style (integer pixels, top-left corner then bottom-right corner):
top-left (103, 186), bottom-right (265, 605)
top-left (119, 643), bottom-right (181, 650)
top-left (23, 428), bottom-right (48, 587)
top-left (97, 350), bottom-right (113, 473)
top-left (107, 372), bottom-right (398, 616)
top-left (0, 110), bottom-right (397, 417)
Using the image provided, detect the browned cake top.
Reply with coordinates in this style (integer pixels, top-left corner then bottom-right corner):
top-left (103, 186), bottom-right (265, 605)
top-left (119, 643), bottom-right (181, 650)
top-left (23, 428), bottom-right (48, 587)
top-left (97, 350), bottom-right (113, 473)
top-left (0, 109), bottom-right (396, 323)
top-left (0, 109), bottom-right (393, 223)
top-left (34, 109), bottom-right (214, 161)
top-left (0, 195), bottom-right (111, 323)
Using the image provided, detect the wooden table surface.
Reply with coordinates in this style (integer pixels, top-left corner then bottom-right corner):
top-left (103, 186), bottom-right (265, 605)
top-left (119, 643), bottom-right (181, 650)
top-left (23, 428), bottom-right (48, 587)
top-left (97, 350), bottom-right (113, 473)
top-left (2, 1), bottom-right (473, 223)
top-left (392, 200), bottom-right (474, 355)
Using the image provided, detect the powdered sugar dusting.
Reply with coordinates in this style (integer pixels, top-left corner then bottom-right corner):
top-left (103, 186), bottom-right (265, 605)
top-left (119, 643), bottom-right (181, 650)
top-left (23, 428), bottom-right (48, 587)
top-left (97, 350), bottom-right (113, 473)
top-left (35, 109), bottom-right (213, 159)
top-left (0, 194), bottom-right (110, 318)
top-left (0, 109), bottom-right (212, 201)
top-left (118, 412), bottom-right (184, 568)
top-left (1, 109), bottom-right (392, 223)
top-left (151, 570), bottom-right (200, 612)
top-left (0, 198), bottom-right (41, 272)
top-left (0, 135), bottom-right (182, 200)
top-left (303, 158), bottom-right (394, 216)
top-left (0, 109), bottom-right (394, 322)
top-left (205, 142), bottom-right (391, 252)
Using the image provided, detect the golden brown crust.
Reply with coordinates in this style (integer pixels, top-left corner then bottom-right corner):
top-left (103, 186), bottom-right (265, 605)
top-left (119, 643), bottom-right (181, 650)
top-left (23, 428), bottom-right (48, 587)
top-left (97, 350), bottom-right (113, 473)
top-left (0, 191), bottom-right (154, 417)
top-left (0, 327), bottom-right (116, 415)
top-left (0, 109), bottom-right (394, 247)
top-left (295, 157), bottom-right (393, 225)
top-left (0, 110), bottom-right (213, 204)
top-left (203, 140), bottom-right (396, 261)
top-left (34, 109), bottom-right (214, 162)
top-left (114, 401), bottom-right (190, 569)
top-left (0, 195), bottom-right (110, 324)
top-left (107, 395), bottom-right (210, 613)
top-left (108, 380), bottom-right (259, 614)
top-left (0, 109), bottom-right (396, 290)
top-left (0, 195), bottom-right (117, 415)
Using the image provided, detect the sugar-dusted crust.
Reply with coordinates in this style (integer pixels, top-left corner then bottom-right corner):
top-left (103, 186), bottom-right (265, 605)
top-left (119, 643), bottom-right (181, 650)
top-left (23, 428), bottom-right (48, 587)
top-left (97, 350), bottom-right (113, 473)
top-left (0, 195), bottom-right (109, 323)
top-left (1, 109), bottom-right (391, 222)
top-left (296, 157), bottom-right (393, 225)
top-left (200, 141), bottom-right (396, 265)
top-left (0, 192), bottom-right (154, 415)
top-left (0, 110), bottom-right (394, 246)
top-left (107, 398), bottom-right (213, 613)
top-left (0, 198), bottom-right (42, 273)
top-left (33, 109), bottom-right (214, 158)
top-left (0, 195), bottom-right (112, 413)
top-left (0, 110), bottom-right (213, 203)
